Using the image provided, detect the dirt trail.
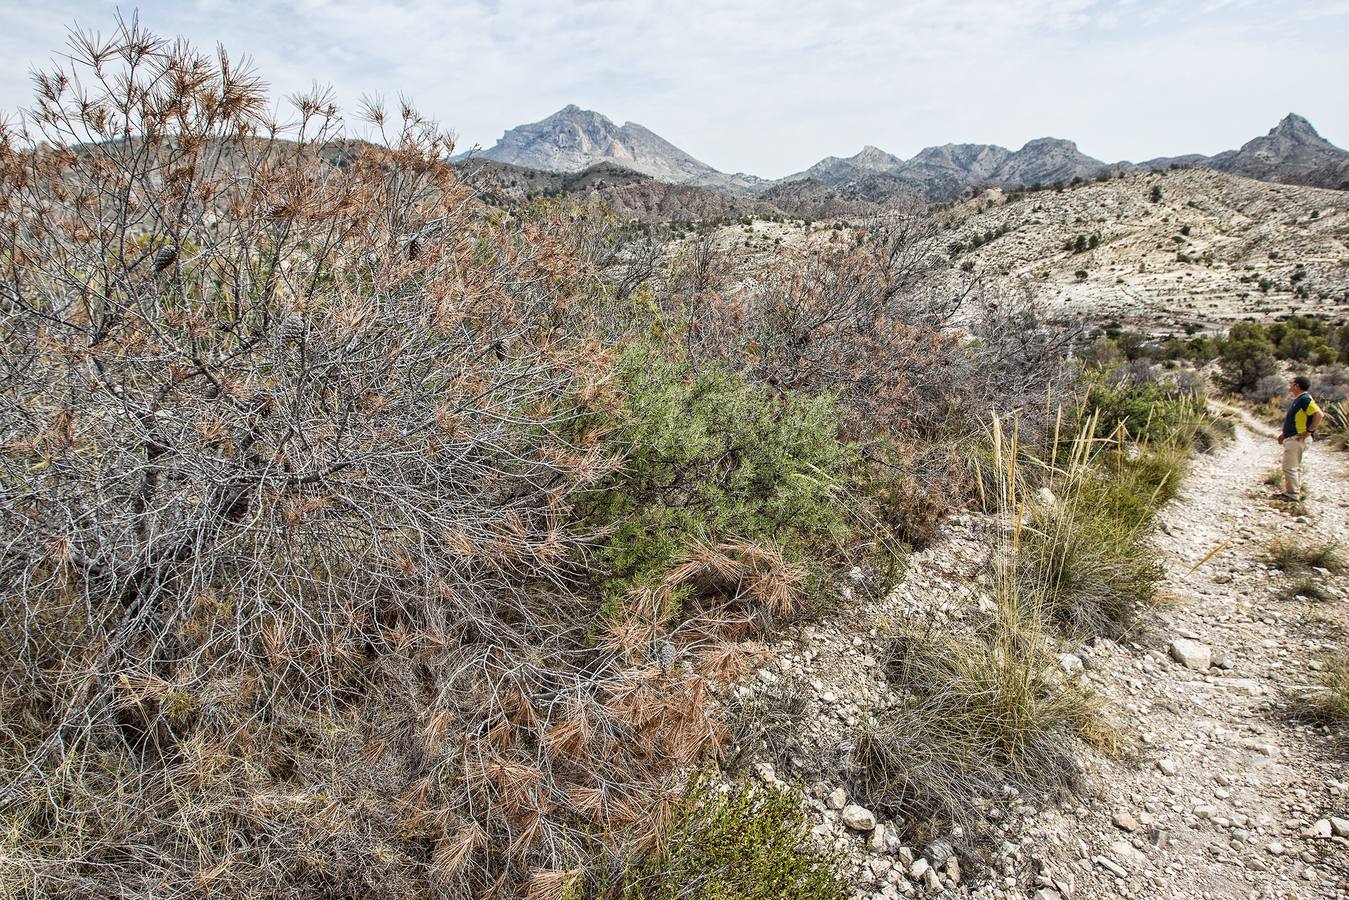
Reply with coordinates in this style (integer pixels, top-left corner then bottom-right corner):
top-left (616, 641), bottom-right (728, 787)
top-left (1024, 414), bottom-right (1349, 899)
top-left (742, 414), bottom-right (1349, 899)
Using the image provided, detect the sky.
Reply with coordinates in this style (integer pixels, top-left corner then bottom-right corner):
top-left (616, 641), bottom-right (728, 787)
top-left (0, 1), bottom-right (1346, 178)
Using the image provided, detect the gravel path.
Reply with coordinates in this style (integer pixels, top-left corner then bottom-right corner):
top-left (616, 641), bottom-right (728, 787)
top-left (1024, 413), bottom-right (1349, 899)
top-left (738, 413), bottom-right (1349, 899)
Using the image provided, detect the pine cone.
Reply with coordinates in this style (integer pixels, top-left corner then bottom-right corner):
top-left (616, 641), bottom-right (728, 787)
top-left (152, 245), bottom-right (178, 273)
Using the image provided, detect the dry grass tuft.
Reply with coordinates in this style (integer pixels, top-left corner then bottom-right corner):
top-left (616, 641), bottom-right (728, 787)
top-left (849, 418), bottom-right (1103, 841)
top-left (1263, 538), bottom-right (1347, 575)
top-left (1310, 656), bottom-right (1349, 725)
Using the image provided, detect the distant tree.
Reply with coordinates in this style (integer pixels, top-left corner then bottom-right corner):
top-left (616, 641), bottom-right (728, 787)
top-left (1150, 185), bottom-right (1163, 203)
top-left (1218, 338), bottom-right (1279, 393)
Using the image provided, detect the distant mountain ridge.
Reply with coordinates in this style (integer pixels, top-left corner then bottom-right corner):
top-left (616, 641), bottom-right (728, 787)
top-left (463, 107), bottom-right (1349, 202)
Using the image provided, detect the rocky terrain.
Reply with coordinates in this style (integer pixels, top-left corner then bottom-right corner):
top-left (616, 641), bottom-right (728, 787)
top-left (731, 410), bottom-right (1349, 900)
top-left (456, 104), bottom-right (765, 195)
top-left (1149, 115), bottom-right (1349, 192)
top-left (454, 157), bottom-right (875, 221)
top-left (461, 106), bottom-right (1349, 208)
top-left (937, 168), bottom-right (1349, 328)
top-left (778, 137), bottom-right (1109, 204)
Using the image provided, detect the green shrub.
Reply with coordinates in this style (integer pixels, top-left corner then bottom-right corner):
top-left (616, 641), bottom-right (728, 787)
top-left (1081, 376), bottom-right (1224, 453)
top-left (1218, 338), bottom-right (1278, 393)
top-left (1018, 479), bottom-right (1165, 636)
top-left (1019, 411), bottom-right (1204, 636)
top-left (582, 350), bottom-right (856, 620)
top-left (619, 779), bottom-right (846, 900)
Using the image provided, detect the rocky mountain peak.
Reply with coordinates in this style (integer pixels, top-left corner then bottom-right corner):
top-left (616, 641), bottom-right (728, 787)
top-left (1019, 136), bottom-right (1080, 153)
top-left (1271, 113), bottom-right (1320, 142)
top-left (851, 145), bottom-right (904, 171)
top-left (1206, 113), bottom-right (1349, 187)
top-left (470, 104), bottom-right (765, 196)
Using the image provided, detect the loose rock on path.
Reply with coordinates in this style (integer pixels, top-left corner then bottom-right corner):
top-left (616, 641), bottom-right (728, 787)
top-left (734, 411), bottom-right (1349, 898)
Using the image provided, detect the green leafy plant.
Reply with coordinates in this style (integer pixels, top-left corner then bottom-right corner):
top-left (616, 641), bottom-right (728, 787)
top-left (619, 779), bottom-right (847, 900)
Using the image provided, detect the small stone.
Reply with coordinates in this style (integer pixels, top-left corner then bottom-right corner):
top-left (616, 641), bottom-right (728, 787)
top-left (826, 787), bottom-right (847, 810)
top-left (1156, 759), bottom-right (1179, 777)
top-left (1266, 841), bottom-right (1285, 855)
top-left (1330, 817), bottom-right (1349, 837)
top-left (925, 839), bottom-right (954, 865)
top-left (1305, 819), bottom-right (1332, 838)
top-left (1169, 638), bottom-right (1212, 670)
top-left (1112, 812), bottom-right (1141, 833)
top-left (1058, 653), bottom-right (1084, 675)
top-left (842, 804), bottom-right (877, 831)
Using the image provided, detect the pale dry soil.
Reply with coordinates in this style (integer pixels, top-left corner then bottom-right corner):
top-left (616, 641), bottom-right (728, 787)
top-left (740, 416), bottom-right (1349, 899)
top-left (1026, 413), bottom-right (1349, 900)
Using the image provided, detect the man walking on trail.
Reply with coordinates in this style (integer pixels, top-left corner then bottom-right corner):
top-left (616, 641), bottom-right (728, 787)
top-left (1277, 375), bottom-right (1323, 502)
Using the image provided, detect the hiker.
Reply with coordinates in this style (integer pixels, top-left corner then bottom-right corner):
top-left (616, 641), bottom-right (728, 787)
top-left (1276, 375), bottom-right (1323, 501)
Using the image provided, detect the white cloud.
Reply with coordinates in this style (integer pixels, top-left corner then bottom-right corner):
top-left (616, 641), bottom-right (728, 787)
top-left (0, 0), bottom-right (1344, 176)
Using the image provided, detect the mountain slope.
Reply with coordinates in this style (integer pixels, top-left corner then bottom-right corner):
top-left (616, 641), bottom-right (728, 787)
top-left (781, 136), bottom-right (1110, 203)
top-left (466, 107), bottom-right (1349, 214)
top-left (1207, 113), bottom-right (1349, 189)
top-left (786, 113), bottom-right (1348, 200)
top-left (935, 168), bottom-right (1349, 327)
top-left (466, 105), bottom-right (765, 195)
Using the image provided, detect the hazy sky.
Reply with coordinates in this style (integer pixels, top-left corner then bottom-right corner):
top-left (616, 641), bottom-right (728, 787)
top-left (1, 1), bottom-right (1346, 178)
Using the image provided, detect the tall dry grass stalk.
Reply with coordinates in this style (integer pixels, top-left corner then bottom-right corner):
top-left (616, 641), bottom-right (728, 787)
top-left (850, 416), bottom-right (1104, 840)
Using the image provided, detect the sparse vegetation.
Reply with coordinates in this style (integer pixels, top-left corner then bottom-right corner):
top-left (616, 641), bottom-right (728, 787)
top-left (1308, 656), bottom-right (1349, 724)
top-left (1017, 377), bottom-right (1223, 637)
top-left (1262, 538), bottom-right (1346, 574)
top-left (852, 608), bottom-right (1094, 838)
top-left (1275, 574), bottom-right (1335, 603)
top-left (0, 15), bottom-right (1297, 898)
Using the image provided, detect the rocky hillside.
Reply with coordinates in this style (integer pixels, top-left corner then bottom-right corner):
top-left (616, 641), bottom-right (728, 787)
top-left (937, 168), bottom-right (1349, 328)
top-left (1212, 114), bottom-right (1349, 190)
top-left (460, 104), bottom-right (765, 195)
top-left (467, 108), bottom-right (1349, 209)
top-left (455, 157), bottom-right (873, 221)
top-left (779, 137), bottom-right (1108, 203)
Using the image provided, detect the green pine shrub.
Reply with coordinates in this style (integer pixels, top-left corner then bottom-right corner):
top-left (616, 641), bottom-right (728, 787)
top-left (618, 779), bottom-right (847, 900)
top-left (581, 349), bottom-right (856, 622)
